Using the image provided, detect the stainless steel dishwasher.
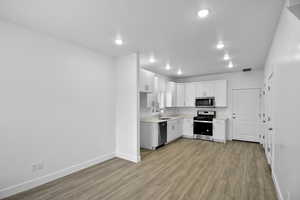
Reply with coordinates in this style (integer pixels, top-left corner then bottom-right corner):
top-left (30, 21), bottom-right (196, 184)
top-left (158, 121), bottom-right (167, 147)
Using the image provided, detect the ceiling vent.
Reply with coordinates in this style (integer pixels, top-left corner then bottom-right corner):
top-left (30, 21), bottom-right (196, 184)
top-left (242, 68), bottom-right (252, 72)
top-left (288, 0), bottom-right (300, 20)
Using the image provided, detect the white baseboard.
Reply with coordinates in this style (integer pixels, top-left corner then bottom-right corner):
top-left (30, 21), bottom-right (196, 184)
top-left (272, 171), bottom-right (284, 200)
top-left (182, 135), bottom-right (194, 139)
top-left (213, 139), bottom-right (226, 143)
top-left (116, 152), bottom-right (140, 163)
top-left (0, 153), bottom-right (115, 199)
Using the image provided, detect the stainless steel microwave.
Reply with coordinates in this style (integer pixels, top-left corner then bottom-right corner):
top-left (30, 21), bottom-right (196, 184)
top-left (195, 97), bottom-right (215, 107)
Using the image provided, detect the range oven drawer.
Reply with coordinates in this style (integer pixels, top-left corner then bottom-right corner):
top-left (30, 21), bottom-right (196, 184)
top-left (193, 121), bottom-right (213, 136)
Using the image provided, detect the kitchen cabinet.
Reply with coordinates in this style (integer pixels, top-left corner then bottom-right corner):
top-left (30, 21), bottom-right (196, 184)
top-left (213, 119), bottom-right (227, 143)
top-left (140, 122), bottom-right (159, 150)
top-left (156, 76), bottom-right (166, 92)
top-left (140, 92), bottom-right (153, 108)
top-left (214, 80), bottom-right (227, 107)
top-left (183, 118), bottom-right (193, 138)
top-left (167, 119), bottom-right (183, 143)
top-left (176, 83), bottom-right (185, 107)
top-left (167, 119), bottom-right (177, 143)
top-left (166, 81), bottom-right (177, 107)
top-left (195, 81), bottom-right (215, 97)
top-left (176, 118), bottom-right (183, 137)
top-left (184, 83), bottom-right (196, 107)
top-left (140, 69), bottom-right (154, 93)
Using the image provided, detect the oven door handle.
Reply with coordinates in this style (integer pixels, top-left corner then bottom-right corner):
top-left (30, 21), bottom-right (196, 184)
top-left (194, 120), bottom-right (213, 123)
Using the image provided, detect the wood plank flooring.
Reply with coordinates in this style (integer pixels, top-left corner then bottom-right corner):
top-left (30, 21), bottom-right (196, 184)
top-left (4, 139), bottom-right (277, 200)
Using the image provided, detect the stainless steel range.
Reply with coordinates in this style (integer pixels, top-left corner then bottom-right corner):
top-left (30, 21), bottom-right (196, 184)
top-left (193, 110), bottom-right (216, 140)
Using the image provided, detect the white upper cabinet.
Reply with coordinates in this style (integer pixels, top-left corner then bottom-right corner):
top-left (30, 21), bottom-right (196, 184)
top-left (195, 81), bottom-right (215, 98)
top-left (140, 70), bottom-right (227, 108)
top-left (156, 76), bottom-right (166, 92)
top-left (195, 80), bottom-right (227, 107)
top-left (166, 81), bottom-right (177, 107)
top-left (176, 83), bottom-right (185, 107)
top-left (184, 82), bottom-right (196, 107)
top-left (214, 80), bottom-right (227, 107)
top-left (139, 69), bottom-right (154, 92)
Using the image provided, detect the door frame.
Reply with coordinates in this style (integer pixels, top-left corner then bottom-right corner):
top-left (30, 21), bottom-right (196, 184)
top-left (231, 88), bottom-right (262, 142)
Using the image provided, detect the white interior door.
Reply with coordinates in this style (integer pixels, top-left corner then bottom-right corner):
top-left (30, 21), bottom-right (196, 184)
top-left (232, 88), bottom-right (261, 142)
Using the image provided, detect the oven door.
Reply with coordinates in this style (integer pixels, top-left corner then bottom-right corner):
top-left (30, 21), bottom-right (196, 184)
top-left (193, 120), bottom-right (213, 136)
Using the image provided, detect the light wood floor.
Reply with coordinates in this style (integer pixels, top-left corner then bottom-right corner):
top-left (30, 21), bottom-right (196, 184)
top-left (4, 139), bottom-right (277, 200)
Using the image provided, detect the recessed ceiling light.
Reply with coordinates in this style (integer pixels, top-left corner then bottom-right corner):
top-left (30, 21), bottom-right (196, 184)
top-left (165, 63), bottom-right (171, 70)
top-left (216, 42), bottom-right (224, 50)
top-left (228, 61), bottom-right (233, 68)
top-left (177, 69), bottom-right (182, 75)
top-left (223, 54), bottom-right (230, 61)
top-left (149, 56), bottom-right (156, 63)
top-left (114, 38), bottom-right (123, 46)
top-left (197, 9), bottom-right (210, 18)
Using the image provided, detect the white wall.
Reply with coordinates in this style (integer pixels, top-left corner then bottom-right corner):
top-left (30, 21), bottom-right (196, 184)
top-left (264, 2), bottom-right (300, 199)
top-left (115, 54), bottom-right (140, 163)
top-left (175, 70), bottom-right (264, 139)
top-left (0, 21), bottom-right (116, 198)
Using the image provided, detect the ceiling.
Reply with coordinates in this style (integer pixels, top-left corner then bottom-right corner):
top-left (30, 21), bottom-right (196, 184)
top-left (0, 0), bottom-right (284, 77)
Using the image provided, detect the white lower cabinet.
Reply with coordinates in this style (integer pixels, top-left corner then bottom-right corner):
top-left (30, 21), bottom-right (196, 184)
top-left (213, 119), bottom-right (227, 143)
top-left (167, 119), bottom-right (183, 143)
top-left (167, 120), bottom-right (177, 143)
top-left (140, 122), bottom-right (159, 150)
top-left (183, 118), bottom-right (193, 138)
top-left (177, 118), bottom-right (183, 138)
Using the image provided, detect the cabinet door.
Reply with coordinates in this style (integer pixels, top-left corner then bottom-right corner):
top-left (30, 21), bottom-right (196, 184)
top-left (195, 81), bottom-right (215, 97)
top-left (176, 119), bottom-right (183, 137)
top-left (157, 76), bottom-right (166, 92)
top-left (176, 83), bottom-right (185, 107)
top-left (166, 82), bottom-right (177, 107)
top-left (140, 69), bottom-right (154, 92)
top-left (184, 83), bottom-right (195, 107)
top-left (213, 119), bottom-right (226, 142)
top-left (203, 81), bottom-right (215, 97)
top-left (214, 80), bottom-right (227, 107)
top-left (195, 82), bottom-right (205, 98)
top-left (183, 118), bottom-right (193, 137)
top-left (167, 120), bottom-right (177, 142)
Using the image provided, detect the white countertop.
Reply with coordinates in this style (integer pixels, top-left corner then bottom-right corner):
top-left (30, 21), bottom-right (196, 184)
top-left (140, 114), bottom-right (194, 123)
top-left (141, 114), bottom-right (228, 123)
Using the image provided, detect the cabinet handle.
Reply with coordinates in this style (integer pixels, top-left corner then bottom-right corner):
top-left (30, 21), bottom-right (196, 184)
top-left (268, 128), bottom-right (273, 131)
